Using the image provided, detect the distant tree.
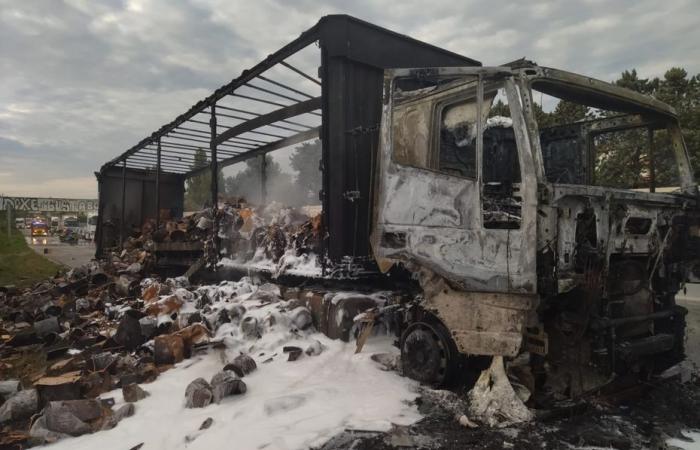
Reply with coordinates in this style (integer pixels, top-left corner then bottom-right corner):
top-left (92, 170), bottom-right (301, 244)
top-left (549, 100), bottom-right (590, 126)
top-left (489, 99), bottom-right (510, 118)
top-left (595, 67), bottom-right (700, 188)
top-left (224, 155), bottom-right (295, 205)
top-left (487, 67), bottom-right (699, 189)
top-left (615, 69), bottom-right (658, 95)
top-left (184, 148), bottom-right (224, 210)
top-left (289, 140), bottom-right (322, 203)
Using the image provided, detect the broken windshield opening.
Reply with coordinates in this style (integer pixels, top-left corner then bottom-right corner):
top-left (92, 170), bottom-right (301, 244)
top-left (438, 99), bottom-right (478, 178)
top-left (529, 86), bottom-right (681, 191)
top-left (483, 85), bottom-right (521, 229)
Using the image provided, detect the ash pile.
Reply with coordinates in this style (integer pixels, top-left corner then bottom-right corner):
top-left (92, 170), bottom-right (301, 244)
top-left (0, 252), bottom-right (329, 448)
top-left (216, 201), bottom-right (323, 277)
top-left (106, 202), bottom-right (323, 278)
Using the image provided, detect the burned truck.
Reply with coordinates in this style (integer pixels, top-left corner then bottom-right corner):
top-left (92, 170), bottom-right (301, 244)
top-left (96, 16), bottom-right (698, 398)
top-left (372, 64), bottom-right (698, 395)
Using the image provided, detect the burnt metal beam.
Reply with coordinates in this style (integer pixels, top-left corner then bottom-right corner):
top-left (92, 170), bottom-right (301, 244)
top-left (127, 157), bottom-right (194, 171)
top-left (170, 130), bottom-right (212, 141)
top-left (281, 61), bottom-right (321, 86)
top-left (245, 82), bottom-right (306, 103)
top-left (127, 152), bottom-right (196, 167)
top-left (210, 104), bottom-right (218, 209)
top-left (143, 146), bottom-right (200, 160)
top-left (187, 126), bottom-right (320, 178)
top-left (257, 75), bottom-right (316, 99)
top-left (212, 105), bottom-right (314, 131)
top-left (214, 111), bottom-right (306, 133)
top-left (174, 126), bottom-right (212, 136)
top-left (120, 160), bottom-right (126, 248)
top-left (163, 134), bottom-right (244, 151)
top-left (155, 138), bottom-right (161, 229)
top-left (189, 117), bottom-right (300, 138)
top-left (156, 141), bottom-right (249, 156)
top-left (129, 150), bottom-right (197, 165)
top-left (215, 97), bottom-right (321, 146)
top-left (232, 93), bottom-right (322, 117)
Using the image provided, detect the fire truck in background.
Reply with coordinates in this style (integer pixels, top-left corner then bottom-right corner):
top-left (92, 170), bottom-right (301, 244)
top-left (30, 219), bottom-right (49, 244)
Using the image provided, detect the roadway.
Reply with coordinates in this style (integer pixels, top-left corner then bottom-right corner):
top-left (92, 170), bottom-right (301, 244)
top-left (23, 229), bottom-right (96, 269)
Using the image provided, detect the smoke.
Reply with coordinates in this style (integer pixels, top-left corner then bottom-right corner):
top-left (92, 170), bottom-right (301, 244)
top-left (223, 140), bottom-right (322, 208)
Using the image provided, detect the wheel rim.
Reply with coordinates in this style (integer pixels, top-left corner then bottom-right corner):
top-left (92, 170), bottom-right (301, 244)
top-left (401, 322), bottom-right (450, 386)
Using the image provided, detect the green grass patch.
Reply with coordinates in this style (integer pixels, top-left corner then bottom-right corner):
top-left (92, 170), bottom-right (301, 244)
top-left (0, 211), bottom-right (63, 288)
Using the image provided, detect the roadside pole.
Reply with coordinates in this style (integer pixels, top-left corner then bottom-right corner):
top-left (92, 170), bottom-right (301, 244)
top-left (6, 205), bottom-right (11, 239)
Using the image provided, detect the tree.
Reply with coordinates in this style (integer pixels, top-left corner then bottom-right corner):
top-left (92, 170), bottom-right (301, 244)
top-left (593, 67), bottom-right (700, 188)
top-left (224, 155), bottom-right (296, 205)
top-left (549, 100), bottom-right (589, 126)
top-left (184, 148), bottom-right (224, 210)
top-left (289, 140), bottom-right (322, 203)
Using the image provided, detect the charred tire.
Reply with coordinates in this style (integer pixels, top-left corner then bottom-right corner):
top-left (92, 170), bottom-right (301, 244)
top-left (400, 320), bottom-right (460, 387)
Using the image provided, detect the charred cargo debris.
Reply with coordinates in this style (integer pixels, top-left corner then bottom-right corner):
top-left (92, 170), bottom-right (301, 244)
top-left (0, 258), bottom-right (410, 447)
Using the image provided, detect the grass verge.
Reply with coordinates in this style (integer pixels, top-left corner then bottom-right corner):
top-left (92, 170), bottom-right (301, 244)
top-left (0, 211), bottom-right (62, 288)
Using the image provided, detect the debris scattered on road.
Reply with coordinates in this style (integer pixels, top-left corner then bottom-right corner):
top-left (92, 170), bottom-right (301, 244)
top-left (122, 384), bottom-right (149, 403)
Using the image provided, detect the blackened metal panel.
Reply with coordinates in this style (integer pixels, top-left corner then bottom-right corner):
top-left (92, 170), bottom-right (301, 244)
top-left (319, 15), bottom-right (480, 69)
top-left (323, 57), bottom-right (383, 261)
top-left (95, 167), bottom-right (184, 255)
top-left (319, 16), bottom-right (480, 263)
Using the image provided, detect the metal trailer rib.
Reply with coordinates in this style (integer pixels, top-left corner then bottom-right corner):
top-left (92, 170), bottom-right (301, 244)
top-left (157, 140), bottom-right (255, 153)
top-left (280, 61), bottom-right (322, 86)
top-left (212, 104), bottom-right (315, 130)
top-left (244, 82), bottom-right (308, 104)
top-left (100, 24), bottom-right (321, 170)
top-left (257, 75), bottom-right (316, 99)
top-left (127, 156), bottom-right (196, 171)
top-left (215, 97), bottom-right (321, 146)
top-left (187, 126), bottom-right (320, 178)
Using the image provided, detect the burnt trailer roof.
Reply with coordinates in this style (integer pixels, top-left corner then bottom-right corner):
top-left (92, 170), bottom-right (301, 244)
top-left (99, 15), bottom-right (479, 177)
top-left (96, 15), bottom-right (480, 265)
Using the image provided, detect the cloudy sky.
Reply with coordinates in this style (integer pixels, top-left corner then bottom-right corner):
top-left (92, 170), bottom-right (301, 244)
top-left (1, 0), bottom-right (698, 198)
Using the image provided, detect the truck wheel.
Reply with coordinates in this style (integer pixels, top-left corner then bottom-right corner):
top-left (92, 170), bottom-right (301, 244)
top-left (400, 320), bottom-right (459, 387)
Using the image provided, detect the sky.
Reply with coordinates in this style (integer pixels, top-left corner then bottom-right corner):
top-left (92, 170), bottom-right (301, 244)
top-left (1, 0), bottom-right (699, 198)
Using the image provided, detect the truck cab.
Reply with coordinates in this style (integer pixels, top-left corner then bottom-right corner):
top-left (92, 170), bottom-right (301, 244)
top-left (63, 217), bottom-right (80, 234)
top-left (85, 214), bottom-right (98, 241)
top-left (372, 63), bottom-right (698, 394)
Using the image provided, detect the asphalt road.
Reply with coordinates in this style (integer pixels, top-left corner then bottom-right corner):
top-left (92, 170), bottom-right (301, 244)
top-left (23, 229), bottom-right (96, 269)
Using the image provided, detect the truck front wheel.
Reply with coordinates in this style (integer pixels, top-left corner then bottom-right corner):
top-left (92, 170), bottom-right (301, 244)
top-left (400, 320), bottom-right (459, 387)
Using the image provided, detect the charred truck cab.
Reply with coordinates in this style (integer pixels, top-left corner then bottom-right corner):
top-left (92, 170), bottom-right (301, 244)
top-left (372, 63), bottom-right (699, 395)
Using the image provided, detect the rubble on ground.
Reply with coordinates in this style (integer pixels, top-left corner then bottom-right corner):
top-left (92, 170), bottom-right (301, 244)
top-left (4, 205), bottom-right (700, 449)
top-left (0, 241), bottom-right (394, 448)
top-left (217, 201), bottom-right (324, 277)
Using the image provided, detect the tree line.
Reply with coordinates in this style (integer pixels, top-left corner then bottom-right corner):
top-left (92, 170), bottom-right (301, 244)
top-left (493, 67), bottom-right (699, 188)
top-left (184, 140), bottom-right (321, 211)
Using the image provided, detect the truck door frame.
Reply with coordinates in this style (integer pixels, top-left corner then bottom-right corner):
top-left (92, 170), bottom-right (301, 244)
top-left (371, 67), bottom-right (538, 295)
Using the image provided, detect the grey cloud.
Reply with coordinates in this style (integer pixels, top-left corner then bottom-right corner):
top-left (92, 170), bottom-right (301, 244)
top-left (1, 0), bottom-right (699, 197)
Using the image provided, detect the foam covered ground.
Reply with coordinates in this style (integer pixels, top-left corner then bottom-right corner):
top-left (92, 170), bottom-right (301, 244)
top-left (42, 278), bottom-right (421, 450)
